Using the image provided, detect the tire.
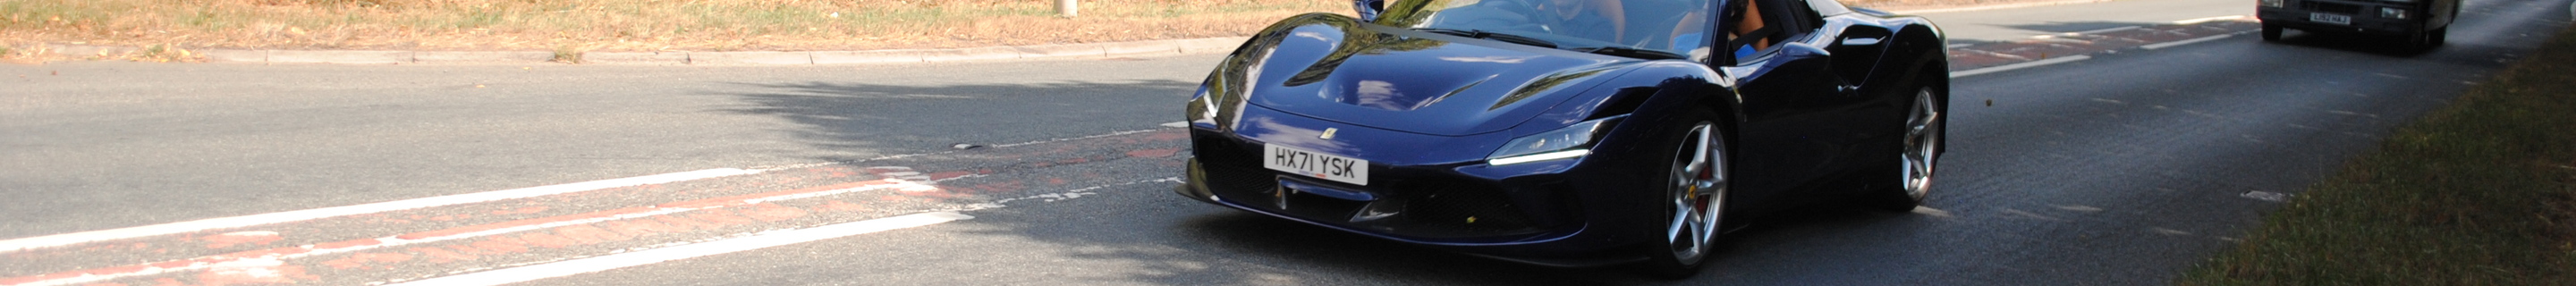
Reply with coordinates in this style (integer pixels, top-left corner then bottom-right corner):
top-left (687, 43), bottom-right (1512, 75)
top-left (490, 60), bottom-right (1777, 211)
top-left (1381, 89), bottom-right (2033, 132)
top-left (1636, 109), bottom-right (1728, 279)
top-left (2260, 23), bottom-right (2284, 41)
top-left (2428, 26), bottom-right (2448, 46)
top-left (1867, 85), bottom-right (1944, 212)
top-left (2402, 28), bottom-right (2441, 52)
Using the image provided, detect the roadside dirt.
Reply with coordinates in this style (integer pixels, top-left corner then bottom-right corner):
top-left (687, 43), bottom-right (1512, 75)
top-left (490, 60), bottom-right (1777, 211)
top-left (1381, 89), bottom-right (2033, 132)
top-left (1, 0), bottom-right (2057, 63)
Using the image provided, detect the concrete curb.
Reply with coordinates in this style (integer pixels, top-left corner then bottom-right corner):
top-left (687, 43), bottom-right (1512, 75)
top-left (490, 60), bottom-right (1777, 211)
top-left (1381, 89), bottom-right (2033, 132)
top-left (25, 37), bottom-right (1252, 65)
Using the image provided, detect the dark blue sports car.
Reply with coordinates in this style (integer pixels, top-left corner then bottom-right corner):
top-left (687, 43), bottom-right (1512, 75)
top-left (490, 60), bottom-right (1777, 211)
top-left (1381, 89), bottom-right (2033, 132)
top-left (1175, 0), bottom-right (1949, 276)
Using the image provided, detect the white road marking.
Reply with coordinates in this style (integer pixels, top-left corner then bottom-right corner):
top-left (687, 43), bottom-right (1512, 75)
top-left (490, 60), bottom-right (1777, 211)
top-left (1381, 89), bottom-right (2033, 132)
top-left (2069, 26), bottom-right (2142, 36)
top-left (2142, 34), bottom-right (2234, 49)
top-left (991, 128), bottom-right (1165, 147)
top-left (1946, 43), bottom-right (1973, 48)
top-left (1951, 55), bottom-right (2093, 78)
top-left (3, 180), bottom-right (935, 286)
top-left (2241, 190), bottom-right (2290, 202)
top-left (1161, 121), bottom-right (1190, 128)
top-left (2172, 15), bottom-right (2249, 25)
top-left (381, 212), bottom-right (973, 286)
top-left (1894, 0), bottom-right (2114, 14)
top-left (0, 168), bottom-right (763, 254)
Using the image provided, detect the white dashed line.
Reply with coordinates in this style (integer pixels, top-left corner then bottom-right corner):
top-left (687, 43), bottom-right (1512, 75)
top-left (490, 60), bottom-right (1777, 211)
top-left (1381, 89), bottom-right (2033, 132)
top-left (2173, 15), bottom-right (2249, 25)
top-left (2142, 34), bottom-right (2234, 49)
top-left (2241, 190), bottom-right (2290, 202)
top-left (0, 168), bottom-right (764, 254)
top-left (1951, 55), bottom-right (2093, 78)
top-left (1946, 43), bottom-right (1973, 48)
top-left (2070, 26), bottom-right (2142, 36)
top-left (1893, 0), bottom-right (2114, 13)
top-left (1161, 121), bottom-right (1190, 128)
top-left (383, 212), bottom-right (973, 286)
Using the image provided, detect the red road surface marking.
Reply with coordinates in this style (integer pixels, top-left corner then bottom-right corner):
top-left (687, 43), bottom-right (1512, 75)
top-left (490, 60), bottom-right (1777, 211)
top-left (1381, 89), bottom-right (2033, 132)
top-left (0, 179), bottom-right (923, 286)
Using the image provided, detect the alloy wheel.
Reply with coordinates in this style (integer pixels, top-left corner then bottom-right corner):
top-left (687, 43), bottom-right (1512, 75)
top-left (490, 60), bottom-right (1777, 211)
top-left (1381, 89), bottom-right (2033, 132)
top-left (1900, 88), bottom-right (1943, 200)
top-left (1665, 123), bottom-right (1724, 262)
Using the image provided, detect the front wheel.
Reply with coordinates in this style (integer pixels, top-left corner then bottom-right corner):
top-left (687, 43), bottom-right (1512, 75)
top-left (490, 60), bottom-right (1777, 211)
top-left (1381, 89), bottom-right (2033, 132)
top-left (1868, 86), bottom-right (1944, 211)
top-left (2260, 23), bottom-right (2284, 41)
top-left (1637, 110), bottom-right (1728, 279)
top-left (2403, 26), bottom-right (2445, 52)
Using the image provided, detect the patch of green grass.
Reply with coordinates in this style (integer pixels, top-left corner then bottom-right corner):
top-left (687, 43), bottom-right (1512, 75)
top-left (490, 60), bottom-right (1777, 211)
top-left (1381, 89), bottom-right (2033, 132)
top-left (2177, 27), bottom-right (2576, 285)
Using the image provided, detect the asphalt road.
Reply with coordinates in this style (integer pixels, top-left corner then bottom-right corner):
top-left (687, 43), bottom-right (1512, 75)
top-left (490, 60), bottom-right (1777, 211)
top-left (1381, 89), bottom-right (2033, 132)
top-left (1919, 0), bottom-right (2251, 42)
top-left (4, 0), bottom-right (2573, 284)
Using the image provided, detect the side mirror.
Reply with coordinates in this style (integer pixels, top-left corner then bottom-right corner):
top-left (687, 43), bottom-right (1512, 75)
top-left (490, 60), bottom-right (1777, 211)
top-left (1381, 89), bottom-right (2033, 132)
top-left (1355, 0), bottom-right (1385, 22)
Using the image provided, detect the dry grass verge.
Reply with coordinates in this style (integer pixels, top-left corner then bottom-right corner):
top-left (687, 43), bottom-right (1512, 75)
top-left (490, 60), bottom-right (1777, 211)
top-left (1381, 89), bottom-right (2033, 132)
top-left (0, 0), bottom-right (2034, 63)
top-left (0, 0), bottom-right (1335, 53)
top-left (2177, 28), bottom-right (2576, 285)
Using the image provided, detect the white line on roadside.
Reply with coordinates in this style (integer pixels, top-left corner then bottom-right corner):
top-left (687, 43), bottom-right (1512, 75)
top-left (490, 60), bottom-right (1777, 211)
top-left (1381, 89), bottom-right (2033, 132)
top-left (2173, 15), bottom-right (2248, 25)
top-left (1161, 121), bottom-right (1190, 128)
top-left (1951, 55), bottom-right (2093, 78)
top-left (2142, 34), bottom-right (2235, 49)
top-left (1893, 0), bottom-right (2113, 13)
top-left (381, 212), bottom-right (973, 286)
top-left (992, 128), bottom-right (1166, 147)
top-left (2070, 26), bottom-right (2143, 36)
top-left (1946, 43), bottom-right (1973, 48)
top-left (4, 181), bottom-right (932, 286)
top-left (0, 168), bottom-right (763, 254)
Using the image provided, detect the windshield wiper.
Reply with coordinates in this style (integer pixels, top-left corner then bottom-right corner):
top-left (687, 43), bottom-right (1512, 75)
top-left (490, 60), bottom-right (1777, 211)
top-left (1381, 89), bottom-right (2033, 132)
top-left (1572, 46), bottom-right (1687, 60)
top-left (1414, 28), bottom-right (1558, 48)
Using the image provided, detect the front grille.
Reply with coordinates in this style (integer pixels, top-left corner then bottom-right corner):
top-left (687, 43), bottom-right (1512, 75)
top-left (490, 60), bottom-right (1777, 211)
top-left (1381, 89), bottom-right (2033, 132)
top-left (1201, 163), bottom-right (1552, 239)
top-left (2301, 1), bottom-right (2364, 13)
top-left (1387, 183), bottom-right (1540, 237)
top-left (1193, 129), bottom-right (1561, 240)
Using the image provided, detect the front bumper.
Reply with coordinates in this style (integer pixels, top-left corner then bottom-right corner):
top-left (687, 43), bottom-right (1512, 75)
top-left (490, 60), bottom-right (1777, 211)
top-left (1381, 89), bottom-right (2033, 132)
top-left (2258, 0), bottom-right (2432, 36)
top-left (1173, 107), bottom-right (1665, 266)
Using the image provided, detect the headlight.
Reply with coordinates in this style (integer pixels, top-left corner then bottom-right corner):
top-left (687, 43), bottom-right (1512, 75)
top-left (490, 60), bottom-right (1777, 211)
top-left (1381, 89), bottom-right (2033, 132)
top-left (2380, 7), bottom-right (2408, 19)
top-left (2260, 0), bottom-right (2284, 8)
top-left (1487, 116), bottom-right (1623, 165)
top-left (1186, 86), bottom-right (1217, 124)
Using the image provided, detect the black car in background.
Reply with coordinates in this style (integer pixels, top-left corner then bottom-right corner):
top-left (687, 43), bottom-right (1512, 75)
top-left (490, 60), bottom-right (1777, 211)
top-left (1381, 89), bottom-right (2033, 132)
top-left (2258, 0), bottom-right (2459, 49)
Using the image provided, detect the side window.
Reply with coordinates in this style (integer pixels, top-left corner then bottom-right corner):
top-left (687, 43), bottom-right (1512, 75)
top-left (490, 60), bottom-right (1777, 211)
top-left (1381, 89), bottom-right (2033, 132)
top-left (1807, 0), bottom-right (1853, 16)
top-left (1721, 0), bottom-right (1805, 64)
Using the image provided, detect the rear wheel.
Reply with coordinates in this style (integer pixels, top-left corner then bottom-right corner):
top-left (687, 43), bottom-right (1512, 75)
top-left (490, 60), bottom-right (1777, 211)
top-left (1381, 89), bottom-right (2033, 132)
top-left (1638, 111), bottom-right (1727, 279)
top-left (1868, 86), bottom-right (1944, 211)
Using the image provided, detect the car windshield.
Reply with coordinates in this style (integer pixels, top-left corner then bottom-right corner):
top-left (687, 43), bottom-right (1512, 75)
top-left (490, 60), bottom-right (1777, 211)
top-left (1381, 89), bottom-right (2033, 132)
top-left (1374, 0), bottom-right (1717, 60)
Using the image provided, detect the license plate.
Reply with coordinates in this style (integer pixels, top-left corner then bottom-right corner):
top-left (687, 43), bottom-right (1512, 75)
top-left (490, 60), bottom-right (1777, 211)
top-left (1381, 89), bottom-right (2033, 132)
top-left (1263, 144), bottom-right (1368, 186)
top-left (2309, 13), bottom-right (2351, 25)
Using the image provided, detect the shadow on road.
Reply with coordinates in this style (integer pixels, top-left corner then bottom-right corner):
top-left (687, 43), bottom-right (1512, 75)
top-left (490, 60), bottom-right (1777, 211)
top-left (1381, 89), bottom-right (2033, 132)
top-left (941, 183), bottom-right (1938, 285)
top-left (713, 80), bottom-right (1198, 162)
top-left (2262, 30), bottom-right (2451, 56)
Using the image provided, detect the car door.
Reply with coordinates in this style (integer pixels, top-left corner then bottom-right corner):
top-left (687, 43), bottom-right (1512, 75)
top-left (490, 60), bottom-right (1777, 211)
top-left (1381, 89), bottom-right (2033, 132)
top-left (1721, 0), bottom-right (1875, 204)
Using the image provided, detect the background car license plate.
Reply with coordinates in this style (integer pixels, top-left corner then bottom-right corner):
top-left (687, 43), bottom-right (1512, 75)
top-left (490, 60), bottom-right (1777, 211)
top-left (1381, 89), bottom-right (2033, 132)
top-left (2310, 13), bottom-right (2351, 25)
top-left (1264, 144), bottom-right (1368, 186)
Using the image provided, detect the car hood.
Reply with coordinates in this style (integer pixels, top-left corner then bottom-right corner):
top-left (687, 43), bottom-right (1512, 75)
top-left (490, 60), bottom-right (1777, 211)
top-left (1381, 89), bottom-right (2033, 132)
top-left (1230, 16), bottom-right (1641, 137)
